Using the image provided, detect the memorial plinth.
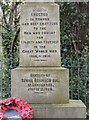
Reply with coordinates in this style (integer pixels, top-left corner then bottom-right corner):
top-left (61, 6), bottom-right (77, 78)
top-left (11, 67), bottom-right (69, 104)
top-left (11, 1), bottom-right (86, 118)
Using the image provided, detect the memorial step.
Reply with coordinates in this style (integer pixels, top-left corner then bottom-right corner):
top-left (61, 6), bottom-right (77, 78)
top-left (31, 100), bottom-right (86, 118)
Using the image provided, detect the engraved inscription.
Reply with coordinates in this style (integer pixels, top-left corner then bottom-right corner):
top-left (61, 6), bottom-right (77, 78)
top-left (20, 5), bottom-right (60, 66)
top-left (21, 73), bottom-right (60, 94)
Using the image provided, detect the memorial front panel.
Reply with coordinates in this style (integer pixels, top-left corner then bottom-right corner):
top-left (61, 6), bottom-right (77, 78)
top-left (20, 4), bottom-right (60, 66)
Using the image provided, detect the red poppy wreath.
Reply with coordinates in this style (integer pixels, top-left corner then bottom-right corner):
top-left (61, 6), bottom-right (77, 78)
top-left (0, 97), bottom-right (33, 120)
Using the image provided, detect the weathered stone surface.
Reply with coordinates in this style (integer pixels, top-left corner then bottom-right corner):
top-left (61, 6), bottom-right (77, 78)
top-left (24, 0), bottom-right (55, 2)
top-left (11, 1), bottom-right (86, 118)
top-left (31, 100), bottom-right (86, 118)
top-left (11, 67), bottom-right (69, 104)
top-left (20, 3), bottom-right (60, 67)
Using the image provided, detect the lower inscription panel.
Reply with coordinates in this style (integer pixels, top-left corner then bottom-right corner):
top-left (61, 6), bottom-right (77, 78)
top-left (11, 67), bottom-right (69, 104)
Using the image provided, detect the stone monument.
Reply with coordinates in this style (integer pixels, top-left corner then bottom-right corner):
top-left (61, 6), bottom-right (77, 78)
top-left (11, 0), bottom-right (86, 118)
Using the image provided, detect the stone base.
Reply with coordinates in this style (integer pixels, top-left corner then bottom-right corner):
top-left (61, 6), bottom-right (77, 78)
top-left (31, 100), bottom-right (86, 118)
top-left (11, 67), bottom-right (69, 104)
